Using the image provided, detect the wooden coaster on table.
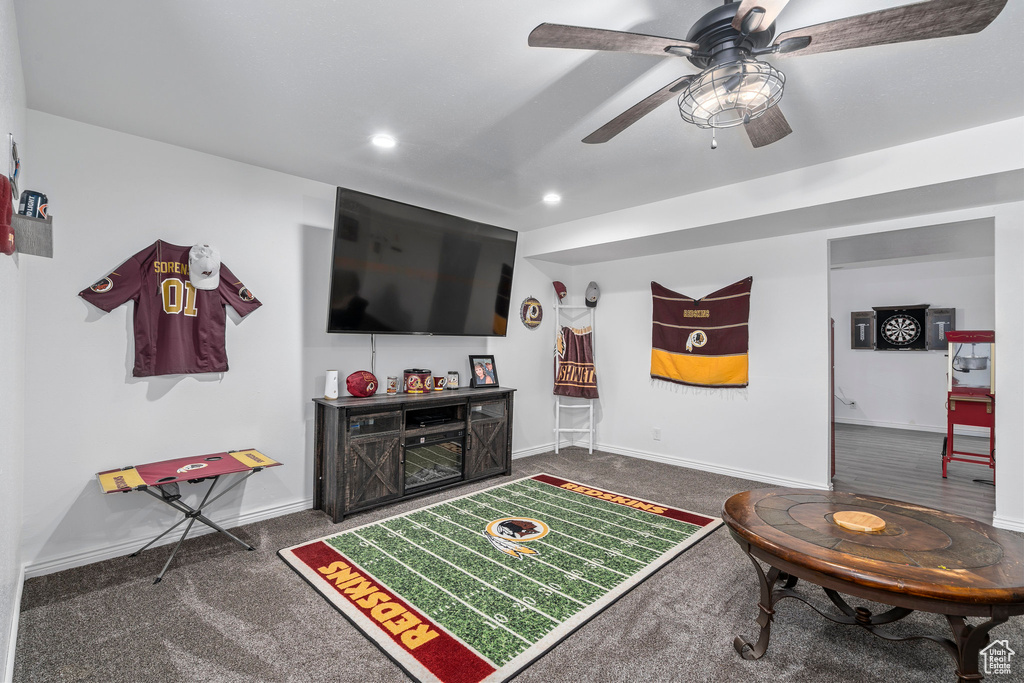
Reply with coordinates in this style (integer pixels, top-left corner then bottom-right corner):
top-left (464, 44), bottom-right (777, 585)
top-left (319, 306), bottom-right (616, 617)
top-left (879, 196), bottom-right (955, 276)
top-left (833, 510), bottom-right (886, 532)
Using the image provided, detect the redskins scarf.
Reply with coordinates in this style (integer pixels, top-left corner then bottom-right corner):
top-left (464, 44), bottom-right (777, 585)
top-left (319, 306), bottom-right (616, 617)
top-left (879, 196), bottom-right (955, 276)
top-left (650, 277), bottom-right (752, 388)
top-left (554, 325), bottom-right (599, 398)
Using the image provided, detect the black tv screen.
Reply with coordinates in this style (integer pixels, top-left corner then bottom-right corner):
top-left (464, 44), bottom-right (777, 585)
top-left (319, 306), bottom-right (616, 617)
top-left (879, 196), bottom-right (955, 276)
top-left (326, 187), bottom-right (518, 336)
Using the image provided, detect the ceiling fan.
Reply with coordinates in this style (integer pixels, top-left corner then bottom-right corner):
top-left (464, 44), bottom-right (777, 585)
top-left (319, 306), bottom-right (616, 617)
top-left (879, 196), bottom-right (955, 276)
top-left (528, 0), bottom-right (1008, 148)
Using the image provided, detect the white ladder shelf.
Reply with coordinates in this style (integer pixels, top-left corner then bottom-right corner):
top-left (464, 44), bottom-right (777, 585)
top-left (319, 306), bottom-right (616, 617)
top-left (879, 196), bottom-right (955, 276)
top-left (553, 301), bottom-right (595, 454)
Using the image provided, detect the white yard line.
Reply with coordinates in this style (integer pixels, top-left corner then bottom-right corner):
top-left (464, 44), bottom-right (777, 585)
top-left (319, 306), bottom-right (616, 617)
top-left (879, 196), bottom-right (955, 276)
top-left (377, 519), bottom-right (561, 626)
top-left (472, 490), bottom-right (668, 554)
top-left (415, 509), bottom-right (590, 607)
top-left (353, 530), bottom-right (534, 647)
top-left (508, 483), bottom-right (688, 543)
top-left (517, 480), bottom-right (700, 537)
top-left (440, 502), bottom-right (613, 591)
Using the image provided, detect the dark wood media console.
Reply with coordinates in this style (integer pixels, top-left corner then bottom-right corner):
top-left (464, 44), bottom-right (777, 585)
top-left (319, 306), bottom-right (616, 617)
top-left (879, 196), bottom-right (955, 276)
top-left (312, 386), bottom-right (514, 522)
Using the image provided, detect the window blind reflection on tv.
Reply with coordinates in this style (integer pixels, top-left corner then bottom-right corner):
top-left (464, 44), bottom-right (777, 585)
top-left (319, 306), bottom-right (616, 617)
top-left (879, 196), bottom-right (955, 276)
top-left (326, 187), bottom-right (518, 336)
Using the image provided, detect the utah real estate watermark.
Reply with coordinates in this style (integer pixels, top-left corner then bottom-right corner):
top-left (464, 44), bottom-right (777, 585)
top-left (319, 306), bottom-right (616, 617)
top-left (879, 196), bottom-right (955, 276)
top-left (980, 639), bottom-right (1016, 676)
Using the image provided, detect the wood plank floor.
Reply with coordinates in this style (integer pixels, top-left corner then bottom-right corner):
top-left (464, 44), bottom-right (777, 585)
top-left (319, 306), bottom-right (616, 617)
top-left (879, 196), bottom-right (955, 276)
top-left (831, 423), bottom-right (995, 523)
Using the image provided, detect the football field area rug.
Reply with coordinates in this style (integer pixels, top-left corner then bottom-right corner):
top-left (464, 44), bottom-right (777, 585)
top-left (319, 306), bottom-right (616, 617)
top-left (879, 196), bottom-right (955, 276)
top-left (279, 473), bottom-right (722, 683)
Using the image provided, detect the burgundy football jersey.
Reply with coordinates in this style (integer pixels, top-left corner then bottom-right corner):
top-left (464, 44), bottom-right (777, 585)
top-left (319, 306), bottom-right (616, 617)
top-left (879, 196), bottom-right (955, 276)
top-left (79, 240), bottom-right (262, 377)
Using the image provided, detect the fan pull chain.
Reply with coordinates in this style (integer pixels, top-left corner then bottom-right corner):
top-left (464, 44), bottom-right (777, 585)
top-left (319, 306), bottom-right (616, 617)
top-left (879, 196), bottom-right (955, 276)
top-left (711, 129), bottom-right (718, 150)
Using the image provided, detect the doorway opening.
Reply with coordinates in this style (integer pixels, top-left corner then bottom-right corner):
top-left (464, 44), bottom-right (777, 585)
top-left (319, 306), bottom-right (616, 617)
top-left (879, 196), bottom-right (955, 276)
top-left (827, 219), bottom-right (995, 523)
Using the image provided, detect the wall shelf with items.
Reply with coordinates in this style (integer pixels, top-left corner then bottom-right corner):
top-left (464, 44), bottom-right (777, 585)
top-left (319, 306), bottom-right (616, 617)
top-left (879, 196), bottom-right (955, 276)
top-left (7, 132), bottom-right (52, 258)
top-left (11, 213), bottom-right (53, 258)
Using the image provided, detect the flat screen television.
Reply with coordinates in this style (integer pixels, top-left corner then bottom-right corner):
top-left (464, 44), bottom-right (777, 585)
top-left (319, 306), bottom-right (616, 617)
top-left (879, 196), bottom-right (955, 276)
top-left (326, 187), bottom-right (518, 336)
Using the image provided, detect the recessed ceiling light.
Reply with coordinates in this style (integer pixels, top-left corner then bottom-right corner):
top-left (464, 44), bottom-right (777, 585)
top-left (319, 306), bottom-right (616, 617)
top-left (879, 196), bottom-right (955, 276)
top-left (371, 134), bottom-right (397, 149)
top-left (542, 193), bottom-right (562, 205)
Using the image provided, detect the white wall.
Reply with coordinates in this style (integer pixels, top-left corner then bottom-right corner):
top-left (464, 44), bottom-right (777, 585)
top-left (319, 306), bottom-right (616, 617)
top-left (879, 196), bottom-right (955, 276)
top-left (831, 255), bottom-right (995, 432)
top-left (298, 207), bottom-right (562, 461)
top-left (521, 120), bottom-right (1023, 531)
top-left (16, 112), bottom-right (1024, 588)
top-left (19, 112), bottom-right (562, 577)
top-left (991, 209), bottom-right (1024, 529)
top-left (0, 0), bottom-right (27, 675)
top-left (541, 208), bottom-right (1021, 529)
top-left (22, 112), bottom-right (1022, 586)
top-left (20, 112), bottom-right (326, 575)
top-left (566, 233), bottom-right (831, 488)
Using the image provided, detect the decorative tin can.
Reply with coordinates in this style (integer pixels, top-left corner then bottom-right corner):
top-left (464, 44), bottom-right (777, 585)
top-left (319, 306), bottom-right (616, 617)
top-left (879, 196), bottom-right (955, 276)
top-left (403, 369), bottom-right (431, 394)
top-left (18, 190), bottom-right (48, 219)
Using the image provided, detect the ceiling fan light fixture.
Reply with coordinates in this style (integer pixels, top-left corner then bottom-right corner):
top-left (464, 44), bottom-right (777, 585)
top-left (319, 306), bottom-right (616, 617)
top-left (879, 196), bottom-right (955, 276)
top-left (678, 59), bottom-right (785, 129)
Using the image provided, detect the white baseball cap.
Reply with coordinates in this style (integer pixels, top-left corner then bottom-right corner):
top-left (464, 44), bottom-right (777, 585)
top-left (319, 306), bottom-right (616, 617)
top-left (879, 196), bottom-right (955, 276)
top-left (189, 244), bottom-right (221, 290)
top-left (585, 281), bottom-right (600, 307)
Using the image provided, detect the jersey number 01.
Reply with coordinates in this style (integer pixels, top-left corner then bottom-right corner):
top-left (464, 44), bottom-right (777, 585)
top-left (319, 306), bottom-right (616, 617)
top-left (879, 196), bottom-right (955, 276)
top-left (161, 278), bottom-right (199, 317)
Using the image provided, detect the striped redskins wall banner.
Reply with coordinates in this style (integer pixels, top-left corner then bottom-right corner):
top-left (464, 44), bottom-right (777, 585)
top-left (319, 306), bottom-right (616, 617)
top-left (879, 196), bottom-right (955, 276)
top-left (650, 277), bottom-right (752, 388)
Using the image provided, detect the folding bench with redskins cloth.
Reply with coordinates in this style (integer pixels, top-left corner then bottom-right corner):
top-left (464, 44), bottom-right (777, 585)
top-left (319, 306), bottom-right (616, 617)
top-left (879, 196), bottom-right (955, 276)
top-left (97, 449), bottom-right (281, 583)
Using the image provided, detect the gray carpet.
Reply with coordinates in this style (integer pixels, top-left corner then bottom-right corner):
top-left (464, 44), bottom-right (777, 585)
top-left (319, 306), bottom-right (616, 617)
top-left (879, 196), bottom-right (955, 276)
top-left (14, 449), bottom-right (1024, 682)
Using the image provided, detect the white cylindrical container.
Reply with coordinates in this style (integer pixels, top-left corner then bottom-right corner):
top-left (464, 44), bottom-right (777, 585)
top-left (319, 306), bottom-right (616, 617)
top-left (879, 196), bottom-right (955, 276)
top-left (324, 370), bottom-right (339, 400)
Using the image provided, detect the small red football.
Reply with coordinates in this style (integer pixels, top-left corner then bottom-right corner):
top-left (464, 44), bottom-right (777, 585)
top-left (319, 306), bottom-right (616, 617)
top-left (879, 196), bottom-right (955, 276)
top-left (346, 371), bottom-right (378, 397)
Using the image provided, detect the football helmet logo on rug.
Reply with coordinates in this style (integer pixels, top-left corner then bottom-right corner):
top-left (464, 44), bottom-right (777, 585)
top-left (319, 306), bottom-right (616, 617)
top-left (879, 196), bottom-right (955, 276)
top-left (484, 517), bottom-right (550, 559)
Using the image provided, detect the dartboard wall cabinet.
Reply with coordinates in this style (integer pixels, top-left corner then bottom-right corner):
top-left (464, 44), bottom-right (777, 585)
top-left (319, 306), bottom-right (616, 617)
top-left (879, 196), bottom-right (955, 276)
top-left (872, 304), bottom-right (929, 351)
top-left (850, 311), bottom-right (875, 349)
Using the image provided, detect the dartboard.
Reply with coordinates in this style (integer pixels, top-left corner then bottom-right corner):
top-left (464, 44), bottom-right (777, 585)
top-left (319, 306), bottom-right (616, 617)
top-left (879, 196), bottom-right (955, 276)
top-left (881, 314), bottom-right (921, 346)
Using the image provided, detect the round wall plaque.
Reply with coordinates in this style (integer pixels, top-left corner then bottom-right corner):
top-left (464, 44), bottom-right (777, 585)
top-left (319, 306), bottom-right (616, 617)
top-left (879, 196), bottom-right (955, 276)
top-left (520, 297), bottom-right (543, 329)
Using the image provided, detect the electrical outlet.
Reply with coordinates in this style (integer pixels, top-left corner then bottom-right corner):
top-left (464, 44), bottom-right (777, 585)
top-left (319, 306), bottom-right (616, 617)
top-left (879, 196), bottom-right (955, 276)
top-left (652, 428), bottom-right (661, 441)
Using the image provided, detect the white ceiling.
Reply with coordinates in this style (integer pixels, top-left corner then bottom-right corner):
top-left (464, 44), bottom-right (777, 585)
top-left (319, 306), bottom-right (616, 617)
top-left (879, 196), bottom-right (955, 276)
top-left (13, 0), bottom-right (1024, 232)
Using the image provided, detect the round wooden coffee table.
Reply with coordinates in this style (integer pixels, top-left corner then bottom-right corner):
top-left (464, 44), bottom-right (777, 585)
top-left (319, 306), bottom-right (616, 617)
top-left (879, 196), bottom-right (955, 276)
top-left (723, 488), bottom-right (1024, 682)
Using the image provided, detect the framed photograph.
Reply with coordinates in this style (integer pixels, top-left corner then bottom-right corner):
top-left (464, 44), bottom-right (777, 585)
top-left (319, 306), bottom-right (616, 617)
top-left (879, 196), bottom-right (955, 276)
top-left (468, 355), bottom-right (498, 388)
top-left (850, 311), bottom-right (875, 350)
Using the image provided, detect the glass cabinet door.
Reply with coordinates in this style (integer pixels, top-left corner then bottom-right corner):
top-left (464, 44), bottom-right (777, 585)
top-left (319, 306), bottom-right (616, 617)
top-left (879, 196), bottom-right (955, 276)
top-left (466, 400), bottom-right (509, 479)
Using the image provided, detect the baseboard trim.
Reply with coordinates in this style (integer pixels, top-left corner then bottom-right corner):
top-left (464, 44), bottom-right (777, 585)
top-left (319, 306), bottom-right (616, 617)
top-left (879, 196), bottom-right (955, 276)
top-left (834, 417), bottom-right (988, 437)
top-left (24, 498), bottom-right (315, 580)
top-left (512, 443), bottom-right (563, 459)
top-left (4, 563), bottom-right (25, 683)
top-left (597, 443), bottom-right (828, 490)
top-left (992, 515), bottom-right (1024, 533)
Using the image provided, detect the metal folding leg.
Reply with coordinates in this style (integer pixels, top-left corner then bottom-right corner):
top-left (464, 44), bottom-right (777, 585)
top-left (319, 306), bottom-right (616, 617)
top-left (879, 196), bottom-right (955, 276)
top-left (131, 471), bottom-right (259, 583)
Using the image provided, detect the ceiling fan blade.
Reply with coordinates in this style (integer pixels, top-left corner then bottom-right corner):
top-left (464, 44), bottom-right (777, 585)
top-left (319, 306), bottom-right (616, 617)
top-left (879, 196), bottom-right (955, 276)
top-left (744, 106), bottom-right (792, 148)
top-left (529, 23), bottom-right (699, 58)
top-left (731, 0), bottom-right (792, 34)
top-left (583, 76), bottom-right (694, 144)
top-left (773, 0), bottom-right (1007, 57)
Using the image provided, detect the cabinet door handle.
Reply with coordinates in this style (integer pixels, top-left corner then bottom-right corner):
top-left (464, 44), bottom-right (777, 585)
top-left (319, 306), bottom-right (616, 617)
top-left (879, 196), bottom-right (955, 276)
top-left (466, 432), bottom-right (472, 451)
